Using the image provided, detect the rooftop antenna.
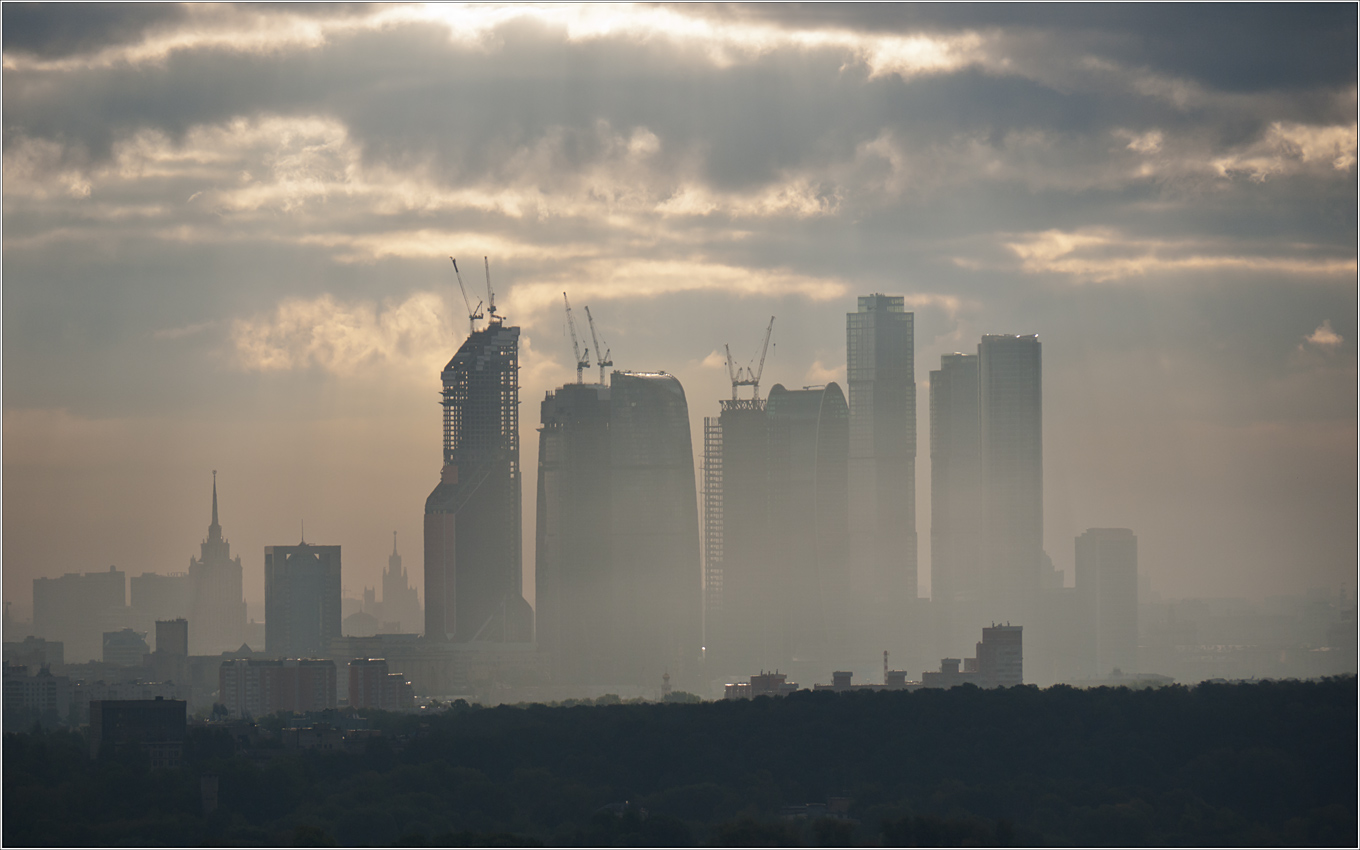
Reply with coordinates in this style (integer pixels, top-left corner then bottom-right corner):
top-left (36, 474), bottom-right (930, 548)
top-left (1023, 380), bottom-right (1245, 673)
top-left (562, 292), bottom-right (590, 383)
top-left (583, 305), bottom-right (613, 384)
top-left (484, 257), bottom-right (499, 324)
top-left (300, 520), bottom-right (305, 544)
top-left (450, 258), bottom-right (484, 333)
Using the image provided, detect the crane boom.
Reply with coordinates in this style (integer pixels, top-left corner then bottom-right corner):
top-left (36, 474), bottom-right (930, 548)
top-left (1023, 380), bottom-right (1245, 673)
top-left (450, 257), bottom-right (484, 333)
top-left (484, 257), bottom-right (499, 323)
top-left (752, 315), bottom-right (775, 399)
top-left (583, 305), bottom-right (613, 384)
top-left (562, 293), bottom-right (590, 383)
top-left (724, 344), bottom-right (739, 400)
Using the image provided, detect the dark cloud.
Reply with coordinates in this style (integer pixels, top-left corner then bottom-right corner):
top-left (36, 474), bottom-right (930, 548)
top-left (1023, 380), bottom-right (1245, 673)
top-left (2, 2), bottom-right (187, 59)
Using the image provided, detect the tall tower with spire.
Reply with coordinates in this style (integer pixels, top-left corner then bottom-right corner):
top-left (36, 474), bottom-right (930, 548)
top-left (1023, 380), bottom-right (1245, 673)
top-left (188, 471), bottom-right (247, 654)
top-left (381, 532), bottom-right (422, 633)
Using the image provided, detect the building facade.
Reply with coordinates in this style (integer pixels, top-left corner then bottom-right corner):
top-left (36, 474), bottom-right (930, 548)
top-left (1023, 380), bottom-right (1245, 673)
top-left (89, 698), bottom-right (186, 768)
top-left (346, 658), bottom-right (416, 711)
top-left (188, 472), bottom-right (247, 655)
top-left (978, 334), bottom-right (1043, 624)
top-left (424, 319), bottom-right (533, 643)
top-left (535, 381), bottom-right (614, 684)
top-left (764, 382), bottom-right (850, 673)
top-left (264, 543), bottom-right (342, 658)
top-left (219, 658), bottom-right (338, 717)
top-left (846, 294), bottom-right (918, 638)
top-left (609, 371), bottom-right (702, 689)
top-left (379, 534), bottom-right (422, 634)
top-left (32, 567), bottom-right (127, 664)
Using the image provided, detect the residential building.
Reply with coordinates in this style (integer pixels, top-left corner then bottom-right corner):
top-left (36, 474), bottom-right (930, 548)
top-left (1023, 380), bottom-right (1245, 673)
top-left (89, 698), bottom-right (186, 768)
top-left (32, 566), bottom-right (127, 663)
top-left (347, 658), bottom-right (415, 711)
top-left (102, 628), bottom-right (150, 667)
top-left (219, 658), bottom-right (338, 717)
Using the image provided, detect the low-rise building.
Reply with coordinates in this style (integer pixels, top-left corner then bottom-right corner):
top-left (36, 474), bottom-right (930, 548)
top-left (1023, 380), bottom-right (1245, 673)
top-left (725, 670), bottom-right (799, 699)
top-left (89, 697), bottom-right (186, 768)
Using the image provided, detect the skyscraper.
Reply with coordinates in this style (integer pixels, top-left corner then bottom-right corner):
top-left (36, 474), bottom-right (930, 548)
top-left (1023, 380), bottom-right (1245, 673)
top-left (930, 352), bottom-right (982, 656)
top-left (609, 371), bottom-right (701, 688)
top-left (264, 542), bottom-right (341, 658)
top-left (1075, 528), bottom-right (1138, 677)
top-left (978, 334), bottom-right (1043, 622)
top-left (380, 534), bottom-right (421, 634)
top-left (535, 381), bottom-right (613, 683)
top-left (188, 471), bottom-right (246, 655)
top-left (847, 294), bottom-right (917, 633)
top-left (930, 353), bottom-right (982, 607)
top-left (424, 318), bottom-right (533, 643)
top-left (703, 394), bottom-right (769, 676)
top-left (764, 382), bottom-right (850, 671)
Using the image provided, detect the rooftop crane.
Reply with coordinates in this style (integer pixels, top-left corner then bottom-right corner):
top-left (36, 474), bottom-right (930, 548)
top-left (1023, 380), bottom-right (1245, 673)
top-left (562, 292), bottom-right (590, 383)
top-left (484, 257), bottom-right (500, 324)
top-left (449, 257), bottom-right (484, 333)
top-left (583, 305), bottom-right (613, 384)
top-left (727, 316), bottom-right (775, 400)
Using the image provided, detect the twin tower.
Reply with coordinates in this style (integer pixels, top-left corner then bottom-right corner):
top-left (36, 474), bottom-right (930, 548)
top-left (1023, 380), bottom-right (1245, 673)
top-left (422, 311), bottom-right (700, 688)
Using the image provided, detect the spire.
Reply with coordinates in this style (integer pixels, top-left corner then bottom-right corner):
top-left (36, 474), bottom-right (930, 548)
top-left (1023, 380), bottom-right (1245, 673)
top-left (208, 470), bottom-right (222, 541)
top-left (392, 530), bottom-right (399, 557)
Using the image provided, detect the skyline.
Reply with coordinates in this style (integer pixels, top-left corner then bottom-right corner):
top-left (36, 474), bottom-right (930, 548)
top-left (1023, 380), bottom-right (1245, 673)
top-left (4, 3), bottom-right (1356, 614)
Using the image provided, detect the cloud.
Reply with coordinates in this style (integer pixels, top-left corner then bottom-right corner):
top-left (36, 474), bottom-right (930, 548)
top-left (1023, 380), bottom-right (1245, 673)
top-left (803, 359), bottom-right (844, 386)
top-left (994, 228), bottom-right (1358, 284)
top-left (1304, 320), bottom-right (1344, 349)
top-left (1211, 122), bottom-right (1358, 181)
top-left (153, 320), bottom-right (215, 341)
top-left (230, 291), bottom-right (454, 377)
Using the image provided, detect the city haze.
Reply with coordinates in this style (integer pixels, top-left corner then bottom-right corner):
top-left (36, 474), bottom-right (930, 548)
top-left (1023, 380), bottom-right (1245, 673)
top-left (4, 4), bottom-right (1356, 625)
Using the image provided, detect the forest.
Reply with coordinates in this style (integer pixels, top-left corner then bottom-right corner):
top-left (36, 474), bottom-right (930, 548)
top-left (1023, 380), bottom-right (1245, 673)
top-left (5, 677), bottom-right (1355, 846)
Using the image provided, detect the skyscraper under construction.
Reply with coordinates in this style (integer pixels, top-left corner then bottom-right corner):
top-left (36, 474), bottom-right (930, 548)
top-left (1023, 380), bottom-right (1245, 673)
top-left (424, 315), bottom-right (533, 644)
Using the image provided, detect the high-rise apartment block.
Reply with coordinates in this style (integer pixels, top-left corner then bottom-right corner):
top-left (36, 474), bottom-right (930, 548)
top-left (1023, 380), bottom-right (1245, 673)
top-left (1075, 528), bottom-right (1138, 677)
top-left (347, 658), bottom-right (415, 711)
top-left (188, 472), bottom-right (247, 654)
top-left (264, 543), bottom-right (341, 658)
top-left (219, 658), bottom-right (338, 717)
top-left (424, 319), bottom-right (533, 644)
top-left (846, 295), bottom-right (918, 630)
top-left (33, 566), bottom-right (126, 663)
top-left (930, 353), bottom-right (982, 606)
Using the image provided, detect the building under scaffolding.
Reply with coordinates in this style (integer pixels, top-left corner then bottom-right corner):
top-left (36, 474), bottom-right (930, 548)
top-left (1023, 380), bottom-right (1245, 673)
top-left (424, 318), bottom-right (533, 644)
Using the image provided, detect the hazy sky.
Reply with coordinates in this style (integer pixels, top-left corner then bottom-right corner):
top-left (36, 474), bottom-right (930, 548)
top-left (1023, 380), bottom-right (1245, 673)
top-left (4, 3), bottom-right (1356, 615)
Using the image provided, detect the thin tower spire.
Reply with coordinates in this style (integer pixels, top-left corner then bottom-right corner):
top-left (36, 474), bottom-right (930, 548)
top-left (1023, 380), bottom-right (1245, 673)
top-left (208, 469), bottom-right (222, 541)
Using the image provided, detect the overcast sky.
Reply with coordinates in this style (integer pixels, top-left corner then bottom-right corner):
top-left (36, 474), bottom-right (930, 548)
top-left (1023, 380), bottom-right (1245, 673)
top-left (4, 3), bottom-right (1355, 615)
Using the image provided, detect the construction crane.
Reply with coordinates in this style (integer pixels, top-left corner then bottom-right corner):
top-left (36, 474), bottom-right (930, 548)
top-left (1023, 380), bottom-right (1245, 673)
top-left (726, 316), bottom-right (775, 400)
top-left (449, 257), bottom-right (484, 333)
top-left (562, 293), bottom-right (590, 383)
top-left (583, 305), bottom-right (613, 384)
top-left (484, 257), bottom-right (500, 324)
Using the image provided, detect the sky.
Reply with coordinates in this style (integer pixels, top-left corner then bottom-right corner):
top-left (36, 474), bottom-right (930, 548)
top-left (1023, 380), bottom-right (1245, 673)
top-left (3, 3), bottom-right (1356, 616)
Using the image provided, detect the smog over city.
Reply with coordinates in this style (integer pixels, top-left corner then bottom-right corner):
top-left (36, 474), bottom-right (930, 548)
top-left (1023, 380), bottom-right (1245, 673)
top-left (3, 4), bottom-right (1356, 847)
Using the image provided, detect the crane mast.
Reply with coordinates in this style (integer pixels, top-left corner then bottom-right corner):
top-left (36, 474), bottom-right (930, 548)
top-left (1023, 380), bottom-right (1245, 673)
top-left (484, 256), bottom-right (499, 324)
top-left (562, 293), bottom-right (590, 384)
top-left (583, 305), bottom-right (613, 384)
